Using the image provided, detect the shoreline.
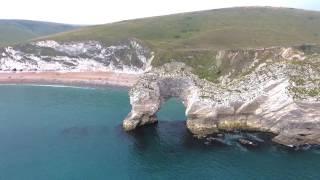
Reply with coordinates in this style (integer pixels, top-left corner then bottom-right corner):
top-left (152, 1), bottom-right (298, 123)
top-left (0, 71), bottom-right (139, 88)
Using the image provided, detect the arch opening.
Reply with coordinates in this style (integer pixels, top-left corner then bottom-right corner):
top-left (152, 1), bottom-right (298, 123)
top-left (156, 97), bottom-right (187, 122)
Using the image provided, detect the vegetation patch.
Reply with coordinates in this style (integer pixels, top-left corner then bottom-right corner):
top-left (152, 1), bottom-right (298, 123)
top-left (290, 87), bottom-right (320, 98)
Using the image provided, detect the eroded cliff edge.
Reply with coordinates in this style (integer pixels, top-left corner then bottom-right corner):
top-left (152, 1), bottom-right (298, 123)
top-left (0, 39), bottom-right (154, 87)
top-left (0, 39), bottom-right (153, 73)
top-left (123, 45), bottom-right (320, 147)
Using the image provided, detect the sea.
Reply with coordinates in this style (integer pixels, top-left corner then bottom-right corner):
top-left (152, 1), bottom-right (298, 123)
top-left (0, 85), bottom-right (319, 180)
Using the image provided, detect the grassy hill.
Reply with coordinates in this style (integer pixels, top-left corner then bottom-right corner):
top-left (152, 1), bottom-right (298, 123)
top-left (0, 20), bottom-right (79, 46)
top-left (41, 7), bottom-right (320, 80)
top-left (47, 7), bottom-right (320, 49)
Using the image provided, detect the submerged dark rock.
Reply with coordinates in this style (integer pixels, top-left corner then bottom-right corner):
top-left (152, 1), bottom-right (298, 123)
top-left (238, 138), bottom-right (258, 147)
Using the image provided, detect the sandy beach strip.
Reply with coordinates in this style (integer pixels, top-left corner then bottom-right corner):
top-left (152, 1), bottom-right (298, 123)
top-left (0, 72), bottom-right (140, 88)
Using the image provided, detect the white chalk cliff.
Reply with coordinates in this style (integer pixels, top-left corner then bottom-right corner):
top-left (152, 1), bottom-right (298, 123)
top-left (0, 39), bottom-right (319, 147)
top-left (123, 46), bottom-right (320, 147)
top-left (0, 39), bottom-right (154, 74)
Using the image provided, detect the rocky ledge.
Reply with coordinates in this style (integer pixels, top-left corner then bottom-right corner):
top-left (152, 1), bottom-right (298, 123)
top-left (123, 45), bottom-right (320, 148)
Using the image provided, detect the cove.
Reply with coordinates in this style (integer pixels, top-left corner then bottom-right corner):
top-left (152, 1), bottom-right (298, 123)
top-left (0, 85), bottom-right (319, 180)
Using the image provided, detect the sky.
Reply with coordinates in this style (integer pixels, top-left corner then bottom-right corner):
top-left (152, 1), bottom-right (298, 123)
top-left (1, 0), bottom-right (320, 25)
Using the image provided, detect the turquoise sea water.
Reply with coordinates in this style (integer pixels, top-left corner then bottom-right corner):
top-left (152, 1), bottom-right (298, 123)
top-left (0, 85), bottom-right (319, 180)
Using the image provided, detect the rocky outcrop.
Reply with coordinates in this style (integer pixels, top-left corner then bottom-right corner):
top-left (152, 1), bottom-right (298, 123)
top-left (0, 39), bottom-right (154, 74)
top-left (2, 36), bottom-right (319, 147)
top-left (123, 46), bottom-right (320, 147)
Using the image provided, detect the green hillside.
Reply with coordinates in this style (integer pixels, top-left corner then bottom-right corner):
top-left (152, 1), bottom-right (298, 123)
top-left (48, 7), bottom-right (320, 49)
top-left (0, 20), bottom-right (79, 46)
top-left (42, 7), bottom-right (320, 81)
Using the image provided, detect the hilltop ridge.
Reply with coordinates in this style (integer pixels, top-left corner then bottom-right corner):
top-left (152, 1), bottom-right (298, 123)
top-left (0, 20), bottom-right (79, 46)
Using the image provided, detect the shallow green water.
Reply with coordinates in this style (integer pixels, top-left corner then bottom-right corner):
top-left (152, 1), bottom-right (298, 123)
top-left (0, 85), bottom-right (319, 180)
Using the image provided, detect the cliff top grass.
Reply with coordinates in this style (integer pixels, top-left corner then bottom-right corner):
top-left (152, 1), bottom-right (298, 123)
top-left (39, 7), bottom-right (320, 81)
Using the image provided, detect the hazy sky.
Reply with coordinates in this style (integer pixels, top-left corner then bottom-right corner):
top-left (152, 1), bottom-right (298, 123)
top-left (1, 0), bottom-right (320, 24)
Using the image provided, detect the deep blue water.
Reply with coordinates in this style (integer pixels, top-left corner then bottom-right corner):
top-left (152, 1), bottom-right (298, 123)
top-left (0, 85), bottom-right (319, 180)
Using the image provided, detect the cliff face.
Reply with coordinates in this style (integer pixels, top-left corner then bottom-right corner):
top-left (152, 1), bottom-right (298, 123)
top-left (1, 37), bottom-right (319, 147)
top-left (0, 39), bottom-right (154, 74)
top-left (123, 46), bottom-right (320, 147)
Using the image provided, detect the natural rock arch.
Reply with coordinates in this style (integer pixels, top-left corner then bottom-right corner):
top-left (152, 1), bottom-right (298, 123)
top-left (123, 75), bottom-right (196, 131)
top-left (123, 62), bottom-right (320, 147)
top-left (123, 63), bottom-right (250, 135)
